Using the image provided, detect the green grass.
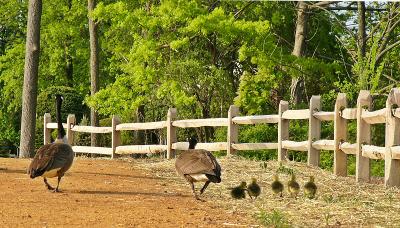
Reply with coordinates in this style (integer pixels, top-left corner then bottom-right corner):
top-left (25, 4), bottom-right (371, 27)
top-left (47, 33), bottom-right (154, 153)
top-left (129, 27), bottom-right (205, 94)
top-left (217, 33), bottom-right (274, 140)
top-left (256, 209), bottom-right (290, 228)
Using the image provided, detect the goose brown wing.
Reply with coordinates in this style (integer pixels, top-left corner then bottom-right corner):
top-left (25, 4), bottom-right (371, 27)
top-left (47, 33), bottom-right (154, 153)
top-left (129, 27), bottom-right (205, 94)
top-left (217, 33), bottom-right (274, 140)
top-left (175, 150), bottom-right (220, 176)
top-left (50, 143), bottom-right (74, 172)
top-left (28, 144), bottom-right (56, 176)
top-left (28, 143), bottom-right (74, 176)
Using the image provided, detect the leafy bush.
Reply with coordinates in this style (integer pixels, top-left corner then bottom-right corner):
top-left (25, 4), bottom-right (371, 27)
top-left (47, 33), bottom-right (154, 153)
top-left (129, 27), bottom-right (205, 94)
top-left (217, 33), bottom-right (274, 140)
top-left (37, 86), bottom-right (89, 123)
top-left (35, 86), bottom-right (89, 149)
top-left (73, 115), bottom-right (91, 146)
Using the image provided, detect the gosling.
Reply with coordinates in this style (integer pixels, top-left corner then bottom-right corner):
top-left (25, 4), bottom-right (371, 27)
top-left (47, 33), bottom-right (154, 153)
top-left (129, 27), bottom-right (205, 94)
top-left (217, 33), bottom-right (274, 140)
top-left (247, 178), bottom-right (261, 199)
top-left (287, 173), bottom-right (300, 199)
top-left (230, 181), bottom-right (247, 199)
top-left (271, 174), bottom-right (284, 197)
top-left (304, 176), bottom-right (317, 199)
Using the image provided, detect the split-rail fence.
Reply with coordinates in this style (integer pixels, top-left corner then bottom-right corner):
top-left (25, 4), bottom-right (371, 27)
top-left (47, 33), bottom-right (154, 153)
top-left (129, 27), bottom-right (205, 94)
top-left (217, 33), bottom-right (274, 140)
top-left (43, 88), bottom-right (400, 187)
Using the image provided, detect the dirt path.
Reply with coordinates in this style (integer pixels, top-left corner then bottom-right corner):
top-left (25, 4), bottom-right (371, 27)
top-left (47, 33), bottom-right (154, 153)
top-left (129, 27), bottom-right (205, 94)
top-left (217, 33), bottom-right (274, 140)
top-left (0, 158), bottom-right (255, 227)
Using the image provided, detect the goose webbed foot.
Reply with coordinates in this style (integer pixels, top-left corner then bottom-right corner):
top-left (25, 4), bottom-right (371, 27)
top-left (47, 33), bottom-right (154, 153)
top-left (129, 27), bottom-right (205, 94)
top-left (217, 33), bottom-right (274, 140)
top-left (44, 178), bottom-right (55, 191)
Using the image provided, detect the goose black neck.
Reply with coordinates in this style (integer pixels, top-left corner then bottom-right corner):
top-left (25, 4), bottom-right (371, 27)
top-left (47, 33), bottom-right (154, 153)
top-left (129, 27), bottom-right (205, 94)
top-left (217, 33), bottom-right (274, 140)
top-left (188, 137), bottom-right (197, 149)
top-left (55, 95), bottom-right (65, 140)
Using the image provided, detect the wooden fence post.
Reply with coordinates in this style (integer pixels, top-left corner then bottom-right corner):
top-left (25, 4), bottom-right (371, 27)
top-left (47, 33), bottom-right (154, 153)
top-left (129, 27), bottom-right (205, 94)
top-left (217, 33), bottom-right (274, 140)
top-left (385, 88), bottom-right (400, 187)
top-left (334, 93), bottom-right (348, 176)
top-left (356, 90), bottom-right (371, 182)
top-left (167, 108), bottom-right (177, 159)
top-left (44, 113), bottom-right (52, 145)
top-left (278, 100), bottom-right (289, 161)
top-left (66, 114), bottom-right (75, 145)
top-left (112, 115), bottom-right (121, 159)
top-left (308, 96), bottom-right (321, 166)
top-left (227, 105), bottom-right (239, 156)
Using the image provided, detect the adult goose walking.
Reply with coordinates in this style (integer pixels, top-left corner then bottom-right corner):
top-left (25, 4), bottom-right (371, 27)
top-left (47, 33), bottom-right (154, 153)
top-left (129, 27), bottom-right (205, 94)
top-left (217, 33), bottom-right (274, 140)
top-left (28, 95), bottom-right (74, 192)
top-left (175, 137), bottom-right (221, 200)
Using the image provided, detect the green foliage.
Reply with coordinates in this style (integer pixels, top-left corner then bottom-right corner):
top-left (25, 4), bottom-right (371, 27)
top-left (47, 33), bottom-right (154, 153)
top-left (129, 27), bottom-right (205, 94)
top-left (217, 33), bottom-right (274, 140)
top-left (256, 209), bottom-right (290, 228)
top-left (320, 151), bottom-right (334, 172)
top-left (276, 163), bottom-right (294, 175)
top-left (0, 0), bottom-right (396, 180)
top-left (37, 86), bottom-right (88, 123)
top-left (86, 0), bottom-right (273, 126)
top-left (235, 71), bottom-right (284, 115)
top-left (73, 115), bottom-right (91, 146)
top-left (98, 117), bottom-right (112, 147)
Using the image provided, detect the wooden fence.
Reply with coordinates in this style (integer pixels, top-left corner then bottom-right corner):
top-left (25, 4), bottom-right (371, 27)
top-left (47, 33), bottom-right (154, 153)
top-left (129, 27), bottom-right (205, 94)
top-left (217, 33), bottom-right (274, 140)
top-left (43, 88), bottom-right (400, 187)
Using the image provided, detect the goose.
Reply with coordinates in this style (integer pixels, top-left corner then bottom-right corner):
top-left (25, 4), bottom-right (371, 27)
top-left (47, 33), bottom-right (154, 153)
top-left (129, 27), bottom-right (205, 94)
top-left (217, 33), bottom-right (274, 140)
top-left (247, 177), bottom-right (261, 199)
top-left (27, 94), bottom-right (74, 192)
top-left (304, 176), bottom-right (317, 199)
top-left (175, 137), bottom-right (221, 200)
top-left (287, 173), bottom-right (300, 198)
top-left (271, 174), bottom-right (284, 197)
top-left (230, 181), bottom-right (247, 199)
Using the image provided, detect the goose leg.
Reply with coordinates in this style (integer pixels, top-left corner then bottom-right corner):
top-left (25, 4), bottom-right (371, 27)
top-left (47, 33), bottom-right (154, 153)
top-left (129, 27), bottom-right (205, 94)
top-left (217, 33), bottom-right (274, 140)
top-left (246, 190), bottom-right (253, 199)
top-left (200, 181), bottom-right (210, 195)
top-left (53, 176), bottom-right (62, 193)
top-left (43, 178), bottom-right (55, 190)
top-left (189, 181), bottom-right (200, 200)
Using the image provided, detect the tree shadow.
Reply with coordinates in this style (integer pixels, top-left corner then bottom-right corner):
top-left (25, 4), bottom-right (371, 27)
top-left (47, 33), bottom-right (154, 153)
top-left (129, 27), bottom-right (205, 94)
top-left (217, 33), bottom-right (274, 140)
top-left (73, 171), bottom-right (166, 180)
top-left (0, 168), bottom-right (27, 174)
top-left (74, 189), bottom-right (190, 198)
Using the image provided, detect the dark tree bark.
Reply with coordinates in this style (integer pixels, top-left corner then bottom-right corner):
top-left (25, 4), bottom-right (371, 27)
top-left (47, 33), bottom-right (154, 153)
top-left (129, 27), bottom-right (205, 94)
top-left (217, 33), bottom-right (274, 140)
top-left (88, 0), bottom-right (99, 147)
top-left (64, 39), bottom-right (73, 87)
top-left (290, 1), bottom-right (308, 105)
top-left (19, 0), bottom-right (42, 158)
top-left (134, 105), bottom-right (145, 145)
top-left (358, 2), bottom-right (366, 59)
top-left (289, 1), bottom-right (335, 105)
top-left (357, 1), bottom-right (367, 89)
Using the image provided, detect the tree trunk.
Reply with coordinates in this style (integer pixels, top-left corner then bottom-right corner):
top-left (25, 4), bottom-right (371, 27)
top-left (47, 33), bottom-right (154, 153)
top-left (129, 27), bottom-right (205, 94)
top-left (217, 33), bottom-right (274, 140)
top-left (19, 0), bottom-right (42, 158)
top-left (88, 0), bottom-right (99, 147)
top-left (201, 106), bottom-right (214, 142)
top-left (290, 1), bottom-right (308, 105)
top-left (64, 40), bottom-right (73, 87)
top-left (134, 105), bottom-right (145, 145)
top-left (358, 2), bottom-right (366, 58)
top-left (357, 1), bottom-right (367, 89)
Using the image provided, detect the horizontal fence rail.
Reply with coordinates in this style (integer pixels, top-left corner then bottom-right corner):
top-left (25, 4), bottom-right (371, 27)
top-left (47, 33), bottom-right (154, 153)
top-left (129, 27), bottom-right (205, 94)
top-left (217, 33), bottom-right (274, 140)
top-left (43, 88), bottom-right (400, 188)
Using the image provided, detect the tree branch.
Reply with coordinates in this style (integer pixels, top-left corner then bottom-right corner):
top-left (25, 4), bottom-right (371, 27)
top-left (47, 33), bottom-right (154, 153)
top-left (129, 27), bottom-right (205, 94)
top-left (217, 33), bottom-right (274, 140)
top-left (326, 7), bottom-right (387, 11)
top-left (375, 7), bottom-right (400, 64)
top-left (382, 73), bottom-right (400, 84)
top-left (375, 39), bottom-right (400, 63)
top-left (234, 1), bottom-right (256, 19)
top-left (308, 1), bottom-right (335, 9)
top-left (335, 35), bottom-right (357, 63)
top-left (319, 8), bottom-right (358, 41)
top-left (366, 4), bottom-right (399, 41)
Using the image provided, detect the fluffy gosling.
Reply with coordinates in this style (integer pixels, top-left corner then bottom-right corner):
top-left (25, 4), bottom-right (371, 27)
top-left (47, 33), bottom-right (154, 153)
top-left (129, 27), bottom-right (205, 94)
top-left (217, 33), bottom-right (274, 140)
top-left (230, 181), bottom-right (247, 199)
top-left (287, 173), bottom-right (300, 199)
top-left (304, 176), bottom-right (317, 199)
top-left (247, 178), bottom-right (261, 199)
top-left (271, 174), bottom-right (284, 197)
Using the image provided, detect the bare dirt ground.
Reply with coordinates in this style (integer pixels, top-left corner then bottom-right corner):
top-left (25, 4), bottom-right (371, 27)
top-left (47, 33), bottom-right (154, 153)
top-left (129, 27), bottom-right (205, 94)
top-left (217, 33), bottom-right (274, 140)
top-left (2, 155), bottom-right (400, 227)
top-left (0, 157), bottom-right (257, 227)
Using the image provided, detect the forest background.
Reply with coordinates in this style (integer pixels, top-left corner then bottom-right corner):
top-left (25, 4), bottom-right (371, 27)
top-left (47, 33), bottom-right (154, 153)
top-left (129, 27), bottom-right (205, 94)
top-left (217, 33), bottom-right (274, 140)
top-left (1, 1), bottom-right (400, 176)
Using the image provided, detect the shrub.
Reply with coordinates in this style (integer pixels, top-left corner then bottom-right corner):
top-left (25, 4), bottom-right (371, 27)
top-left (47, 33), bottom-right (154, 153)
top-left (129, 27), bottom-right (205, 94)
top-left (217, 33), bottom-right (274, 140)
top-left (37, 86), bottom-right (88, 123)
